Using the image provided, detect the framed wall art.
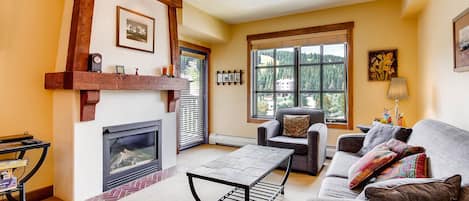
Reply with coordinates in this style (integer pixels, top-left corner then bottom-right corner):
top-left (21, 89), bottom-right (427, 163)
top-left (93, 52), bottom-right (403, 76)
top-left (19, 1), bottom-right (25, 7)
top-left (216, 70), bottom-right (243, 85)
top-left (368, 49), bottom-right (398, 81)
top-left (453, 8), bottom-right (469, 72)
top-left (116, 6), bottom-right (155, 53)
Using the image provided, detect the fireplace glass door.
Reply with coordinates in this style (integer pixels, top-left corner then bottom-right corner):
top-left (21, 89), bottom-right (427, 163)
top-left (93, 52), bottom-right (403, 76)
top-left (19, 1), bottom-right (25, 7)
top-left (109, 132), bottom-right (156, 174)
top-left (179, 47), bottom-right (208, 150)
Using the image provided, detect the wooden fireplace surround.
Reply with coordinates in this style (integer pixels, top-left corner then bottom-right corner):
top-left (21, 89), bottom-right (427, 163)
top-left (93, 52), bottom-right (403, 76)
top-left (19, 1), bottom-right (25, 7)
top-left (44, 0), bottom-right (185, 121)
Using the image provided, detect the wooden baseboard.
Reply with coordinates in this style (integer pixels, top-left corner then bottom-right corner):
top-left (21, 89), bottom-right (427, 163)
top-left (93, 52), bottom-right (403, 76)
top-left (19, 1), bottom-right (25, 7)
top-left (2, 185), bottom-right (54, 201)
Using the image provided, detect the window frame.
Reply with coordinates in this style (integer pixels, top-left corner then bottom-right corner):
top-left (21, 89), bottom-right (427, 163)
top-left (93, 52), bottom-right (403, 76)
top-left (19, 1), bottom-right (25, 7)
top-left (246, 22), bottom-right (354, 129)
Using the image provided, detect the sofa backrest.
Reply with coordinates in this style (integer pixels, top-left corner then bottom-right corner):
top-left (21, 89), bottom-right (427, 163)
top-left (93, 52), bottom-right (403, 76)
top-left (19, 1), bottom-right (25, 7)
top-left (275, 107), bottom-right (325, 131)
top-left (408, 119), bottom-right (469, 185)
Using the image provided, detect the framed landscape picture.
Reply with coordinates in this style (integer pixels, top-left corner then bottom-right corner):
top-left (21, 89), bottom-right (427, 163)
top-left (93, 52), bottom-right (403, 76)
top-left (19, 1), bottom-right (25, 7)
top-left (453, 8), bottom-right (469, 72)
top-left (117, 6), bottom-right (155, 53)
top-left (368, 49), bottom-right (398, 81)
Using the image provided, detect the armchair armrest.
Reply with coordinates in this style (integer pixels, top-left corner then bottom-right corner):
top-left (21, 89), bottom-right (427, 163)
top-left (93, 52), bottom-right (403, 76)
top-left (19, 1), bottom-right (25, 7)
top-left (337, 133), bottom-right (366, 153)
top-left (307, 123), bottom-right (328, 174)
top-left (257, 120), bottom-right (280, 146)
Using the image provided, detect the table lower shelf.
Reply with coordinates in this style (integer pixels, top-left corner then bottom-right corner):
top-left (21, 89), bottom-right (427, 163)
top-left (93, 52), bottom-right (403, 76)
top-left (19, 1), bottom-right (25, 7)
top-left (219, 182), bottom-right (283, 201)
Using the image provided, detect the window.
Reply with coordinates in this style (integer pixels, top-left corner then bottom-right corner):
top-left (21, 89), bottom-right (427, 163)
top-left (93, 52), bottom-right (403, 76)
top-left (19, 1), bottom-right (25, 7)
top-left (247, 22), bottom-right (354, 128)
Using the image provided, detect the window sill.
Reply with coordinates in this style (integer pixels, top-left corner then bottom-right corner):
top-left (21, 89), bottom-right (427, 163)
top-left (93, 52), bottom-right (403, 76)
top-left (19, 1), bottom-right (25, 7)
top-left (247, 117), bottom-right (353, 130)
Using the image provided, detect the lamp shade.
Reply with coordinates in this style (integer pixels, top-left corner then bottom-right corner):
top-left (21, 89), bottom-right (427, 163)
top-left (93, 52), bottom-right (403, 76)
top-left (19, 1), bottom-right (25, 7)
top-left (387, 77), bottom-right (408, 100)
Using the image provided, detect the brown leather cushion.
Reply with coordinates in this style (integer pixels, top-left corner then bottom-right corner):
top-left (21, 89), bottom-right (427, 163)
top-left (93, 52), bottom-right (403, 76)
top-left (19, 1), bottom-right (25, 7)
top-left (461, 186), bottom-right (469, 201)
top-left (365, 175), bottom-right (461, 201)
top-left (282, 115), bottom-right (309, 138)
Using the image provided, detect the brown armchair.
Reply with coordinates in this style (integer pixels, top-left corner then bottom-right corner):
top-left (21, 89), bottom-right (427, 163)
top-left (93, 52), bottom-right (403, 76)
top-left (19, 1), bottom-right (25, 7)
top-left (257, 107), bottom-right (328, 175)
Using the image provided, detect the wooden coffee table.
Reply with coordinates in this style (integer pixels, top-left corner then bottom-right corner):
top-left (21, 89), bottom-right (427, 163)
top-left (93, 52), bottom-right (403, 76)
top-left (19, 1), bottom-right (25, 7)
top-left (186, 145), bottom-right (294, 201)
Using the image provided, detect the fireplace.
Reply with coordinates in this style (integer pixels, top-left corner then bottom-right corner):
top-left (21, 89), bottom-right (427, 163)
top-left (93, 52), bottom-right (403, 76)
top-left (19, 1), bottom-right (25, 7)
top-left (102, 120), bottom-right (162, 191)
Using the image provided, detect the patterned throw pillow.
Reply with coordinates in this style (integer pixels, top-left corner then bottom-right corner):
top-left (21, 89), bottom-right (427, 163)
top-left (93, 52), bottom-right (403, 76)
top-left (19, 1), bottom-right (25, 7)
top-left (376, 153), bottom-right (428, 182)
top-left (348, 145), bottom-right (398, 189)
top-left (383, 139), bottom-right (425, 159)
top-left (283, 115), bottom-right (310, 138)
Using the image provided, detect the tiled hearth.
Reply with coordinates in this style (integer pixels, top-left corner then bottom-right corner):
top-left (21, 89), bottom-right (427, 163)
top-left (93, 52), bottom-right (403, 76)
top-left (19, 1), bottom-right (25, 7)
top-left (86, 168), bottom-right (177, 201)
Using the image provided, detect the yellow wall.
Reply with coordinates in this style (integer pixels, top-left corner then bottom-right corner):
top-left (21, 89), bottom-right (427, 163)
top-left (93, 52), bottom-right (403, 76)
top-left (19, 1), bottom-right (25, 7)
top-left (0, 0), bottom-right (64, 192)
top-left (178, 1), bottom-right (231, 45)
top-left (418, 0), bottom-right (469, 130)
top-left (209, 0), bottom-right (419, 145)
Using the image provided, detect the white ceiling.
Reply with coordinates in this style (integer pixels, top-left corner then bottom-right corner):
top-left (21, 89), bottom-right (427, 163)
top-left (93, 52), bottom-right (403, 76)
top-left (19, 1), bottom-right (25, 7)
top-left (184, 0), bottom-right (375, 24)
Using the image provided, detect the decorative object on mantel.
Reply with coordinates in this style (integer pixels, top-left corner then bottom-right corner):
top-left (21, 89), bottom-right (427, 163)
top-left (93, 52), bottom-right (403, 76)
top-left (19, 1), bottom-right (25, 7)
top-left (368, 49), bottom-right (398, 81)
top-left (115, 65), bottom-right (125, 74)
top-left (88, 53), bottom-right (102, 72)
top-left (135, 67), bottom-right (139, 76)
top-left (387, 77), bottom-right (408, 126)
top-left (216, 70), bottom-right (243, 85)
top-left (116, 6), bottom-right (155, 53)
top-left (168, 64), bottom-right (175, 77)
top-left (453, 7), bottom-right (469, 72)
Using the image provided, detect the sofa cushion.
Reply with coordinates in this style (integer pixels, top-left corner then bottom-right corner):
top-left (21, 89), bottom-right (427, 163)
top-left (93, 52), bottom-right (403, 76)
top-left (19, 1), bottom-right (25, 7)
top-left (283, 115), bottom-right (310, 138)
top-left (267, 136), bottom-right (308, 155)
top-left (356, 175), bottom-right (461, 200)
top-left (376, 153), bottom-right (428, 182)
top-left (364, 175), bottom-right (461, 201)
top-left (326, 151), bottom-right (361, 178)
top-left (348, 145), bottom-right (397, 189)
top-left (318, 177), bottom-right (361, 199)
top-left (408, 119), bottom-right (469, 185)
top-left (358, 123), bottom-right (402, 155)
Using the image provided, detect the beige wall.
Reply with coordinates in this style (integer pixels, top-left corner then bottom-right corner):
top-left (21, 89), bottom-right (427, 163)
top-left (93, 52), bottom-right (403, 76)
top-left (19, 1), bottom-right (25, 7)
top-left (0, 0), bottom-right (64, 192)
top-left (209, 0), bottom-right (419, 145)
top-left (418, 0), bottom-right (469, 130)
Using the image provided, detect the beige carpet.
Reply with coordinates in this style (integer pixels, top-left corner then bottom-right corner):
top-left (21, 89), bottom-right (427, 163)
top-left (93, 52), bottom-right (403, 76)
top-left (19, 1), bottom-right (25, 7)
top-left (121, 145), bottom-right (328, 201)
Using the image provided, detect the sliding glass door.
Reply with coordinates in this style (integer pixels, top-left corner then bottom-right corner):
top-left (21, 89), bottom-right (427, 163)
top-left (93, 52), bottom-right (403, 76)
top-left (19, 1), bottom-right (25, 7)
top-left (178, 47), bottom-right (208, 150)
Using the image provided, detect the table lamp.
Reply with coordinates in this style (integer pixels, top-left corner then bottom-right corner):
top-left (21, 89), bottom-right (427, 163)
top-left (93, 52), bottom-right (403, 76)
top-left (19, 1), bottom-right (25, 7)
top-left (387, 77), bottom-right (408, 124)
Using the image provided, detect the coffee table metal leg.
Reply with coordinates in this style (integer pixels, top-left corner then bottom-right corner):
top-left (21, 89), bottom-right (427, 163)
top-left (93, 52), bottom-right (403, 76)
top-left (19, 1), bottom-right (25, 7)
top-left (244, 187), bottom-right (250, 201)
top-left (188, 176), bottom-right (201, 201)
top-left (280, 155), bottom-right (293, 194)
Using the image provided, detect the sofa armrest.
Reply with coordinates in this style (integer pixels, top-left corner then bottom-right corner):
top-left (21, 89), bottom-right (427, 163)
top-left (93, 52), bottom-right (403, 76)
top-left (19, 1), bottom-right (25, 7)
top-left (307, 123), bottom-right (328, 173)
top-left (257, 120), bottom-right (280, 145)
top-left (337, 133), bottom-right (366, 153)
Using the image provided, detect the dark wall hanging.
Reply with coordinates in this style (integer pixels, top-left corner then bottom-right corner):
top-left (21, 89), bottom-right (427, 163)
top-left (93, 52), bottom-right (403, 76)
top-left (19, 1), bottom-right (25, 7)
top-left (217, 70), bottom-right (242, 85)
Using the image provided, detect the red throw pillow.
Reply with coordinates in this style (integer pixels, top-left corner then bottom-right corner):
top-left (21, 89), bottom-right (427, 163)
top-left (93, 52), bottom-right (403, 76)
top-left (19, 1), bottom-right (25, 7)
top-left (376, 153), bottom-right (428, 182)
top-left (348, 145), bottom-right (398, 189)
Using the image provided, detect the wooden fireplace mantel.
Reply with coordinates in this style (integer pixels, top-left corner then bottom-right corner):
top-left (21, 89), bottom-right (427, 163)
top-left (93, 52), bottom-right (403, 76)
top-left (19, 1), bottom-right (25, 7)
top-left (44, 0), bottom-right (184, 122)
top-left (45, 71), bottom-right (188, 91)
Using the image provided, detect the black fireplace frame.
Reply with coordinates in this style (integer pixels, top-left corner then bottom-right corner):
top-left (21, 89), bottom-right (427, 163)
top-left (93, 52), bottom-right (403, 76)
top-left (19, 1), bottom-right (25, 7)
top-left (102, 120), bottom-right (162, 191)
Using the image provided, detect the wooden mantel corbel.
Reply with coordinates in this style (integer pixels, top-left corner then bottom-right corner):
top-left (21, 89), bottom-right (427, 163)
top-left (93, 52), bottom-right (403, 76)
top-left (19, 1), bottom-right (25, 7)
top-left (44, 0), bottom-right (185, 121)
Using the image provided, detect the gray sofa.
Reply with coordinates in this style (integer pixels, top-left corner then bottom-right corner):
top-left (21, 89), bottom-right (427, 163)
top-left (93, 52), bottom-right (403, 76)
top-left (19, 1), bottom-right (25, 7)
top-left (257, 107), bottom-right (328, 175)
top-left (314, 119), bottom-right (469, 201)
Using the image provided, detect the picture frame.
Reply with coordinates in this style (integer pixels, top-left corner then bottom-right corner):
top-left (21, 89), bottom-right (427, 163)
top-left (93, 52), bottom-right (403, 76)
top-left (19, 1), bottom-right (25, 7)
top-left (116, 6), bottom-right (155, 53)
top-left (368, 49), bottom-right (398, 81)
top-left (115, 65), bottom-right (125, 74)
top-left (453, 8), bottom-right (469, 72)
top-left (216, 71), bottom-right (223, 85)
top-left (234, 71), bottom-right (241, 83)
top-left (223, 71), bottom-right (230, 84)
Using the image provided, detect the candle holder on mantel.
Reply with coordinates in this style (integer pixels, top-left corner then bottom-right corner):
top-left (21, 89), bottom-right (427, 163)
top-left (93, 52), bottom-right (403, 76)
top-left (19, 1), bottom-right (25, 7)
top-left (161, 65), bottom-right (175, 78)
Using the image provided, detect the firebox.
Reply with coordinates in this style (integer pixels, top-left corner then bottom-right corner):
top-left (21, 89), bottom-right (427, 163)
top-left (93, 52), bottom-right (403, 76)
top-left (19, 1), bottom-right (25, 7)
top-left (102, 120), bottom-right (162, 191)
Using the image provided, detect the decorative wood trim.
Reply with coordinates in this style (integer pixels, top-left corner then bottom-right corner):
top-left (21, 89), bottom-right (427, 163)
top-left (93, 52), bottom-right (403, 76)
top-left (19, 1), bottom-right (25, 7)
top-left (67, 0), bottom-right (95, 72)
top-left (179, 41), bottom-right (211, 53)
top-left (246, 22), bottom-right (355, 130)
top-left (45, 72), bottom-right (188, 91)
top-left (246, 22), bottom-right (355, 42)
top-left (80, 90), bottom-right (100, 121)
top-left (157, 0), bottom-right (182, 8)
